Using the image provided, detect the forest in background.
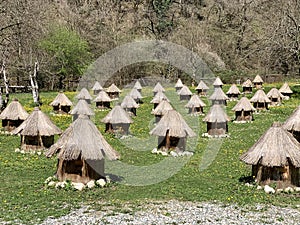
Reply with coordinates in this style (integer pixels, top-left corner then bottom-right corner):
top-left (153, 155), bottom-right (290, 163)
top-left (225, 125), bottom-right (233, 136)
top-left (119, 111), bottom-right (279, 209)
top-left (1, 0), bottom-right (300, 90)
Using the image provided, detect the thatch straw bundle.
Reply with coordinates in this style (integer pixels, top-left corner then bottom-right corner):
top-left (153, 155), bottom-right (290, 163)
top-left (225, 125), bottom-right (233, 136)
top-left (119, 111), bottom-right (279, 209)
top-left (76, 88), bottom-right (93, 103)
top-left (121, 95), bottom-right (139, 109)
top-left (71, 99), bottom-right (94, 120)
top-left (129, 88), bottom-right (143, 102)
top-left (92, 81), bottom-right (103, 95)
top-left (185, 94), bottom-right (206, 114)
top-left (226, 84), bottom-right (241, 100)
top-left (106, 83), bottom-right (121, 93)
top-left (250, 89), bottom-right (270, 109)
top-left (267, 88), bottom-right (284, 105)
top-left (101, 105), bottom-right (133, 124)
top-left (133, 80), bottom-right (142, 91)
top-left (175, 78), bottom-right (184, 91)
top-left (153, 82), bottom-right (165, 94)
top-left (279, 82), bottom-right (293, 97)
top-left (213, 77), bottom-right (223, 88)
top-left (232, 97), bottom-right (255, 122)
top-left (253, 75), bottom-right (264, 88)
top-left (195, 80), bottom-right (209, 96)
top-left (151, 91), bottom-right (169, 109)
top-left (0, 99), bottom-right (28, 121)
top-left (283, 106), bottom-right (300, 142)
top-left (209, 87), bottom-right (229, 105)
top-left (93, 90), bottom-right (112, 103)
top-left (50, 92), bottom-right (73, 113)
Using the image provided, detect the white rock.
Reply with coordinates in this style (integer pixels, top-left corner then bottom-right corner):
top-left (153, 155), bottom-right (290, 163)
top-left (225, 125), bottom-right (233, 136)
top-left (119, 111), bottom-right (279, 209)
top-left (182, 151), bottom-right (194, 156)
top-left (48, 181), bottom-right (56, 187)
top-left (37, 151), bottom-right (42, 155)
top-left (294, 187), bottom-right (300, 192)
top-left (276, 188), bottom-right (283, 193)
top-left (264, 185), bottom-right (275, 194)
top-left (161, 151), bottom-right (168, 156)
top-left (96, 179), bottom-right (106, 187)
top-left (245, 183), bottom-right (253, 187)
top-left (72, 182), bottom-right (85, 191)
top-left (151, 148), bottom-right (158, 154)
top-left (20, 150), bottom-right (25, 154)
top-left (170, 151), bottom-right (178, 157)
top-left (284, 187), bottom-right (294, 193)
top-left (257, 185), bottom-right (262, 190)
top-left (15, 148), bottom-right (20, 152)
top-left (86, 180), bottom-right (95, 189)
top-left (55, 182), bottom-right (66, 189)
top-left (105, 176), bottom-right (111, 184)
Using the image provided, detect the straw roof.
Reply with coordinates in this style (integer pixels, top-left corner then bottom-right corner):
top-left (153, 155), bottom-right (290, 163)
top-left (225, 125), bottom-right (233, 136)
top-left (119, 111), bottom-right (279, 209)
top-left (92, 81), bottom-right (103, 91)
top-left (0, 99), bottom-right (29, 120)
top-left (282, 106), bottom-right (300, 132)
top-left (203, 104), bottom-right (230, 123)
top-left (209, 88), bottom-right (229, 101)
top-left (242, 79), bottom-right (253, 87)
top-left (121, 95), bottom-right (139, 109)
top-left (152, 99), bottom-right (173, 116)
top-left (178, 85), bottom-right (192, 96)
top-left (153, 82), bottom-right (165, 93)
top-left (250, 90), bottom-right (271, 103)
top-left (175, 78), bottom-right (184, 88)
top-left (232, 97), bottom-right (255, 112)
top-left (279, 82), bottom-right (293, 94)
top-left (12, 107), bottom-right (62, 136)
top-left (267, 88), bottom-right (284, 99)
top-left (133, 80), bottom-right (142, 90)
top-left (213, 77), bottom-right (223, 86)
top-left (106, 83), bottom-right (122, 93)
top-left (150, 109), bottom-right (196, 137)
top-left (129, 88), bottom-right (143, 100)
top-left (93, 90), bottom-right (112, 102)
top-left (76, 88), bottom-right (93, 100)
top-left (226, 84), bottom-right (241, 95)
top-left (70, 99), bottom-right (95, 116)
top-left (240, 122), bottom-right (300, 167)
top-left (185, 94), bottom-right (206, 108)
top-left (50, 92), bottom-right (73, 107)
top-left (253, 75), bottom-right (264, 83)
top-left (150, 91), bottom-right (170, 104)
top-left (45, 115), bottom-right (119, 161)
top-left (101, 105), bottom-right (133, 124)
top-left (195, 80), bottom-right (209, 90)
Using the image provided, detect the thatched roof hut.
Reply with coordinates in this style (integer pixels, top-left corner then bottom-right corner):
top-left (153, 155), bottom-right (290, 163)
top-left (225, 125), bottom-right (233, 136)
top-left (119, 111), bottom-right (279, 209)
top-left (106, 83), bottom-right (122, 99)
top-left (250, 89), bottom-right (271, 110)
top-left (213, 77), bottom-right (223, 89)
top-left (129, 88), bottom-right (143, 103)
top-left (45, 115), bottom-right (120, 184)
top-left (185, 94), bottom-right (206, 115)
top-left (150, 91), bottom-right (169, 109)
top-left (150, 109), bottom-right (196, 152)
top-left (178, 85), bottom-right (192, 101)
top-left (133, 80), bottom-right (142, 92)
top-left (175, 78), bottom-right (184, 92)
top-left (279, 82), bottom-right (293, 98)
top-left (76, 88), bottom-right (93, 104)
top-left (121, 95), bottom-right (139, 116)
top-left (92, 81), bottom-right (103, 95)
top-left (203, 104), bottom-right (230, 136)
top-left (50, 92), bottom-right (73, 114)
top-left (0, 99), bottom-right (29, 131)
top-left (209, 87), bottom-right (229, 105)
top-left (12, 107), bottom-right (62, 151)
top-left (232, 97), bottom-right (255, 122)
top-left (267, 88), bottom-right (284, 105)
top-left (151, 99), bottom-right (173, 123)
top-left (70, 99), bottom-right (95, 121)
top-left (226, 84), bottom-right (241, 100)
top-left (242, 79), bottom-right (253, 93)
top-left (93, 90), bottom-right (112, 109)
top-left (253, 75), bottom-right (264, 89)
top-left (240, 122), bottom-right (300, 186)
top-left (153, 82), bottom-right (165, 95)
top-left (101, 105), bottom-right (133, 135)
top-left (195, 80), bottom-right (209, 96)
top-left (283, 106), bottom-right (300, 142)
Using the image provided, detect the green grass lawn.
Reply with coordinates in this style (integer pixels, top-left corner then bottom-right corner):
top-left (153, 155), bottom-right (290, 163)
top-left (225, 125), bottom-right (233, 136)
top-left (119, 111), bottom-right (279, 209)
top-left (0, 83), bottom-right (300, 224)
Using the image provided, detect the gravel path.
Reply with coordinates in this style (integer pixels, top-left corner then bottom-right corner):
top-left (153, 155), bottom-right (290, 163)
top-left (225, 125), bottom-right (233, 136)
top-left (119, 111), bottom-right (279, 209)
top-left (40, 200), bottom-right (300, 225)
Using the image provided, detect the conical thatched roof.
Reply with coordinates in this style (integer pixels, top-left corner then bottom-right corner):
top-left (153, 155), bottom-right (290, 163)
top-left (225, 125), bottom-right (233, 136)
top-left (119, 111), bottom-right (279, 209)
top-left (153, 82), bottom-right (165, 93)
top-left (253, 75), bottom-right (264, 83)
top-left (92, 81), bottom-right (103, 91)
top-left (185, 94), bottom-right (206, 108)
top-left (282, 106), bottom-right (300, 132)
top-left (133, 80), bottom-right (142, 90)
top-left (226, 84), bottom-right (241, 95)
top-left (232, 97), bottom-right (255, 112)
top-left (195, 80), bottom-right (209, 90)
top-left (279, 82), bottom-right (293, 94)
top-left (0, 99), bottom-right (29, 120)
top-left (213, 77), bottom-right (223, 86)
top-left (150, 91), bottom-right (170, 104)
top-left (12, 107), bottom-right (62, 136)
top-left (70, 99), bottom-right (94, 116)
top-left (150, 109), bottom-right (196, 137)
top-left (175, 78), bottom-right (184, 88)
top-left (250, 90), bottom-right (271, 103)
top-left (50, 92), bottom-right (73, 107)
top-left (106, 83), bottom-right (122, 93)
top-left (178, 85), bottom-right (192, 96)
top-left (242, 79), bottom-right (253, 87)
top-left (76, 88), bottom-right (93, 100)
top-left (203, 104), bottom-right (230, 123)
top-left (267, 88), bottom-right (284, 99)
top-left (152, 99), bottom-right (173, 116)
top-left (101, 105), bottom-right (133, 124)
top-left (209, 88), bottom-right (229, 101)
top-left (93, 91), bottom-right (112, 102)
top-left (240, 122), bottom-right (300, 167)
top-left (121, 95), bottom-right (139, 109)
top-left (45, 115), bottom-right (119, 161)
top-left (129, 88), bottom-right (142, 100)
